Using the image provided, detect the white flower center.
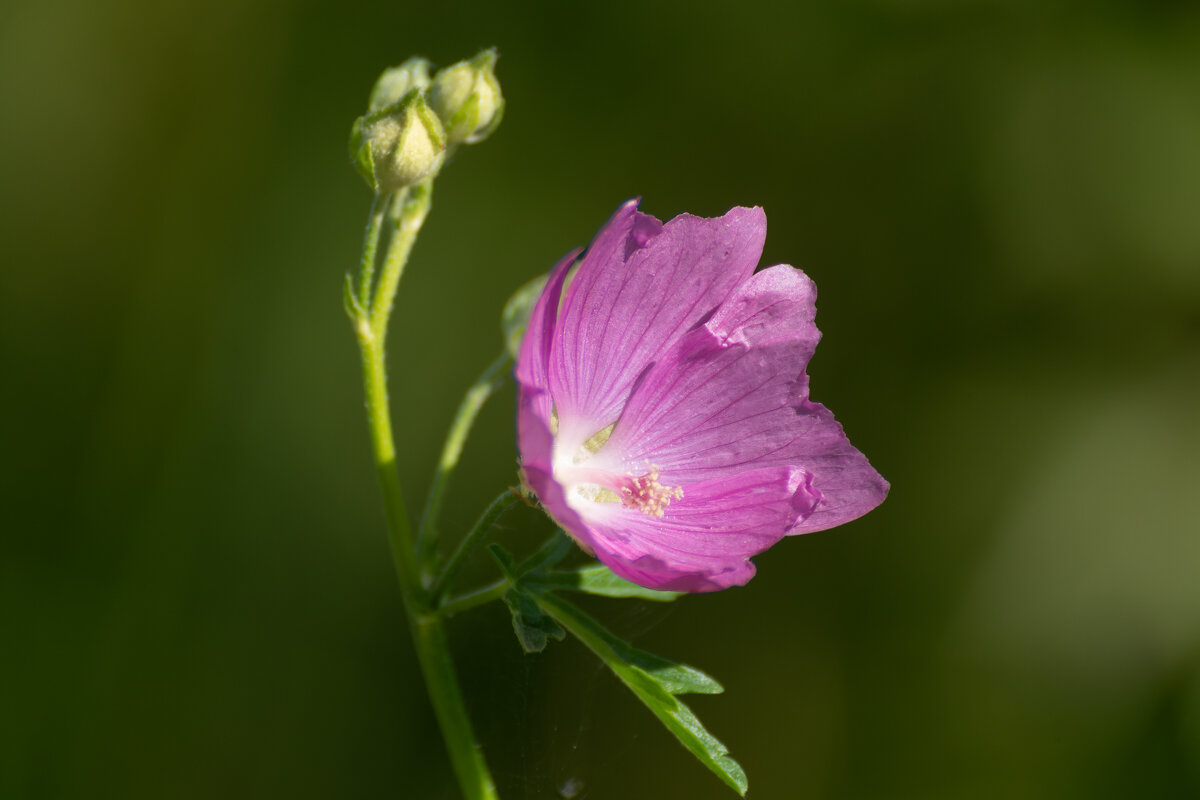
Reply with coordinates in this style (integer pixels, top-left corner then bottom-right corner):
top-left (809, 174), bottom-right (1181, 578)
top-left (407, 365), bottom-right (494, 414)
top-left (552, 417), bottom-right (682, 520)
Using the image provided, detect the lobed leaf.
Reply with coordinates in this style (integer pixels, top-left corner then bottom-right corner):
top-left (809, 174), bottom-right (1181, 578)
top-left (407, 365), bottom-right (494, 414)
top-left (488, 540), bottom-right (573, 654)
top-left (500, 586), bottom-right (564, 654)
top-left (532, 590), bottom-right (746, 796)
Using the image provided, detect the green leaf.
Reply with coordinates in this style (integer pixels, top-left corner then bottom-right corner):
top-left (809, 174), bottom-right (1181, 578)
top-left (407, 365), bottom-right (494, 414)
top-left (530, 587), bottom-right (720, 694)
top-left (501, 273), bottom-right (549, 359)
top-left (622, 647), bottom-right (724, 696)
top-left (531, 564), bottom-right (682, 602)
top-left (532, 590), bottom-right (746, 795)
top-left (500, 586), bottom-right (564, 654)
top-left (487, 540), bottom-right (573, 654)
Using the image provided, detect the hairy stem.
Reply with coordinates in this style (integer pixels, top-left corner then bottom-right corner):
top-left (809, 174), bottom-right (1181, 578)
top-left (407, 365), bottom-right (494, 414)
top-left (357, 191), bottom-right (390, 308)
top-left (372, 181), bottom-right (431, 339)
top-left (439, 579), bottom-right (510, 618)
top-left (353, 184), bottom-right (498, 800)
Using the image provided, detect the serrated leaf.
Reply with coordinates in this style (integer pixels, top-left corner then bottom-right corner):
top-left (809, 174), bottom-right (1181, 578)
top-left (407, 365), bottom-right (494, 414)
top-left (532, 564), bottom-right (682, 602)
top-left (623, 647), bottom-right (724, 696)
top-left (533, 589), bottom-right (720, 694)
top-left (501, 273), bottom-right (549, 359)
top-left (532, 590), bottom-right (746, 795)
top-left (501, 586), bottom-right (564, 654)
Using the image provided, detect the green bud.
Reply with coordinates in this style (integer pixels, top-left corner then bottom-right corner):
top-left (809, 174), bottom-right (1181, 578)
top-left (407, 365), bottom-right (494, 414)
top-left (367, 57), bottom-right (432, 111)
top-left (349, 90), bottom-right (446, 194)
top-left (428, 48), bottom-right (504, 145)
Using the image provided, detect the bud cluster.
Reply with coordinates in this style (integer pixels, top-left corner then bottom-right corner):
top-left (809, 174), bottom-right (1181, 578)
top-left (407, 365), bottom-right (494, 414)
top-left (349, 49), bottom-right (504, 193)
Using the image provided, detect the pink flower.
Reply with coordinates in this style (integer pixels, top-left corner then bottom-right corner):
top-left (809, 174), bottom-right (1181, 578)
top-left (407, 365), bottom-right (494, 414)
top-left (516, 200), bottom-right (888, 592)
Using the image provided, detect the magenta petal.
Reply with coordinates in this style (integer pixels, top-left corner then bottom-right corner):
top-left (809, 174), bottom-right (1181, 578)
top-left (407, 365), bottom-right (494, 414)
top-left (549, 202), bottom-right (765, 435)
top-left (584, 467), bottom-right (821, 592)
top-left (601, 264), bottom-right (821, 478)
top-left (514, 247), bottom-right (580, 455)
top-left (515, 248), bottom-right (581, 398)
top-left (515, 252), bottom-right (587, 539)
top-left (774, 400), bottom-right (890, 535)
top-left (514, 201), bottom-right (888, 592)
top-left (601, 264), bottom-right (888, 533)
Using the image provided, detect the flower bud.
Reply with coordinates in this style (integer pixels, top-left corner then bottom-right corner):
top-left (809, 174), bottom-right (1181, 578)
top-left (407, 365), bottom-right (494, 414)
top-left (367, 57), bottom-right (432, 111)
top-left (428, 48), bottom-right (504, 145)
top-left (349, 90), bottom-right (446, 193)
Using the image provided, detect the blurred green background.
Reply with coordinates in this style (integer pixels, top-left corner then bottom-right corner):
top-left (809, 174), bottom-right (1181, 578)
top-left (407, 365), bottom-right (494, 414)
top-left (3, 0), bottom-right (1199, 797)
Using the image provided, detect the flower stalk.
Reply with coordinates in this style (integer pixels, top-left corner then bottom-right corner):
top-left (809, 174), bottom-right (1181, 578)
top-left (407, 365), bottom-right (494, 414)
top-left (438, 578), bottom-right (510, 619)
top-left (418, 350), bottom-right (512, 572)
top-left (372, 181), bottom-right (432, 336)
top-left (429, 489), bottom-right (521, 602)
top-left (357, 192), bottom-right (389, 309)
top-left (351, 182), bottom-right (499, 800)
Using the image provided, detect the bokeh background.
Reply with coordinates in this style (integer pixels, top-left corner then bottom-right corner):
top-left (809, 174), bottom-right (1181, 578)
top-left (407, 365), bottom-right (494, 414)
top-left (4, 0), bottom-right (1199, 797)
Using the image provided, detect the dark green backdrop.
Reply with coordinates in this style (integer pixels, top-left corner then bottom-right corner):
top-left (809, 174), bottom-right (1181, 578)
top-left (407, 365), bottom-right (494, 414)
top-left (4, 0), bottom-right (1199, 797)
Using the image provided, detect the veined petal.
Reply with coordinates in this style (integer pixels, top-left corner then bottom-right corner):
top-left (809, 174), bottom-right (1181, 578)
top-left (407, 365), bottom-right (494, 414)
top-left (549, 202), bottom-right (765, 440)
top-left (581, 467), bottom-right (821, 592)
top-left (600, 265), bottom-right (820, 476)
top-left (515, 248), bottom-right (581, 399)
top-left (513, 201), bottom-right (888, 593)
top-left (599, 265), bottom-right (888, 531)
top-left (516, 249), bottom-right (585, 536)
top-left (776, 402), bottom-right (890, 535)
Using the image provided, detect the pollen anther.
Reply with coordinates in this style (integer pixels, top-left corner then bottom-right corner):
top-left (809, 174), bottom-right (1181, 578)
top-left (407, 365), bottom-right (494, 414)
top-left (620, 466), bottom-right (684, 518)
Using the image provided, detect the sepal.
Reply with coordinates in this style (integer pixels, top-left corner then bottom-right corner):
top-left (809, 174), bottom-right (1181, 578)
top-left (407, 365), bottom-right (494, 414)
top-left (368, 57), bottom-right (432, 111)
top-left (429, 48), bottom-right (504, 145)
top-left (348, 90), bottom-right (446, 193)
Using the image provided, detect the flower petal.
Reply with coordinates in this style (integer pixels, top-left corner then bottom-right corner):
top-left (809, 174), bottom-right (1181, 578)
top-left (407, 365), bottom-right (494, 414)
top-left (579, 466), bottom-right (821, 592)
top-left (516, 248), bottom-right (583, 531)
top-left (773, 400), bottom-right (890, 535)
top-left (600, 265), bottom-right (888, 532)
top-left (515, 248), bottom-right (582, 399)
top-left (549, 202), bottom-right (766, 441)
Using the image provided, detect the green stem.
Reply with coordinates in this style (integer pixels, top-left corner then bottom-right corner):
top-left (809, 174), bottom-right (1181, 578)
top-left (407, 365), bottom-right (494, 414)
top-left (353, 184), bottom-right (498, 800)
top-left (357, 334), bottom-right (422, 594)
top-left (429, 490), bottom-right (521, 601)
top-left (418, 351), bottom-right (513, 570)
top-left (357, 192), bottom-right (390, 308)
top-left (411, 611), bottom-right (498, 800)
top-left (372, 181), bottom-right (431, 339)
top-left (439, 578), bottom-right (510, 618)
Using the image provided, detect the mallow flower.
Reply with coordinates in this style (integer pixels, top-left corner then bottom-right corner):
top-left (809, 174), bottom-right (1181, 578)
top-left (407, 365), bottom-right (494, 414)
top-left (516, 200), bottom-right (889, 592)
